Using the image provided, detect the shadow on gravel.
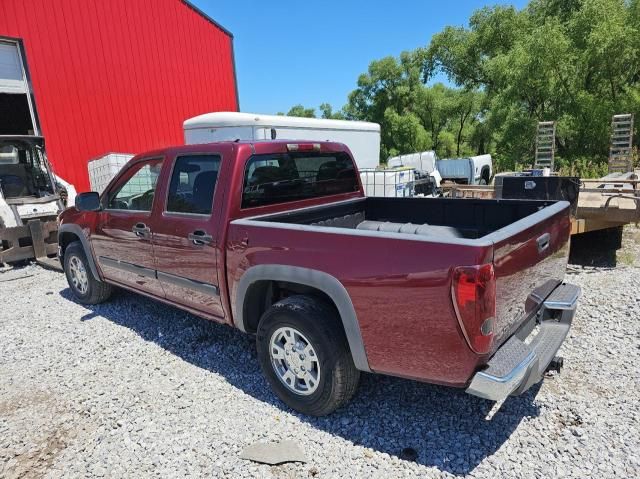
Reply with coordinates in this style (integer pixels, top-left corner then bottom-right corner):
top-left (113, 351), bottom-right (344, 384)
top-left (60, 287), bottom-right (541, 476)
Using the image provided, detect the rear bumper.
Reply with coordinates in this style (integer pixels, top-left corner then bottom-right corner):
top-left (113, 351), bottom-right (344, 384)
top-left (466, 283), bottom-right (581, 402)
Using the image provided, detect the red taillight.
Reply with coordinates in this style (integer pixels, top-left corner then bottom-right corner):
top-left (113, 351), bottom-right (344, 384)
top-left (452, 264), bottom-right (496, 354)
top-left (286, 143), bottom-right (321, 152)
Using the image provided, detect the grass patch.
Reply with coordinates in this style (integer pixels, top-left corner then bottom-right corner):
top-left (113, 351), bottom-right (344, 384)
top-left (618, 250), bottom-right (637, 267)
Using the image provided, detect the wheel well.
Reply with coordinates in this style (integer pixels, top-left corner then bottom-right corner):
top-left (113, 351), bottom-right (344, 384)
top-left (481, 166), bottom-right (491, 182)
top-left (242, 280), bottom-right (339, 335)
top-left (58, 232), bottom-right (80, 260)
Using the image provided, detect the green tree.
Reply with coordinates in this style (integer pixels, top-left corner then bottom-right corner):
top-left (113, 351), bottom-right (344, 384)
top-left (284, 104), bottom-right (316, 118)
top-left (278, 103), bottom-right (346, 120)
top-left (425, 0), bottom-right (640, 173)
top-left (319, 103), bottom-right (346, 120)
top-left (345, 51), bottom-right (486, 161)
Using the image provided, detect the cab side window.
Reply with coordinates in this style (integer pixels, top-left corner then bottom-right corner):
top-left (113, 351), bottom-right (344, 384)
top-left (106, 159), bottom-right (163, 211)
top-left (166, 154), bottom-right (221, 215)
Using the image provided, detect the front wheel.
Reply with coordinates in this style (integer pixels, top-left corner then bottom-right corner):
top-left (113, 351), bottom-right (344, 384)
top-left (63, 241), bottom-right (113, 304)
top-left (256, 295), bottom-right (360, 416)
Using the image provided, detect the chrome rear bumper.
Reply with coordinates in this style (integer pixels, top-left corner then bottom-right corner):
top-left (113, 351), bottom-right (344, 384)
top-left (466, 283), bottom-right (581, 402)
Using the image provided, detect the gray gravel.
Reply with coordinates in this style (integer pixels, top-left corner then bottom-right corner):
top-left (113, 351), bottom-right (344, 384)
top-left (1, 233), bottom-right (639, 478)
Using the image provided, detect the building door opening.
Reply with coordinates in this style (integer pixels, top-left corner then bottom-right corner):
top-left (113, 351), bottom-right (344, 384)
top-left (0, 93), bottom-right (32, 134)
top-left (0, 39), bottom-right (38, 135)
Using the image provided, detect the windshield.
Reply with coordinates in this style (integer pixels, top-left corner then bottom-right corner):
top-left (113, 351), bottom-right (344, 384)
top-left (0, 140), bottom-right (55, 199)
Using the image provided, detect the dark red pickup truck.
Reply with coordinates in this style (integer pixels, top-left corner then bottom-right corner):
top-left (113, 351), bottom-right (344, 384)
top-left (58, 140), bottom-right (580, 416)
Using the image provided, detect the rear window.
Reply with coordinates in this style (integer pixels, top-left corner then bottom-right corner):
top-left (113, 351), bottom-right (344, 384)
top-left (241, 152), bottom-right (358, 208)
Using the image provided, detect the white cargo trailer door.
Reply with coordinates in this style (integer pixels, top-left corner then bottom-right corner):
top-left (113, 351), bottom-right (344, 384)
top-left (0, 41), bottom-right (28, 93)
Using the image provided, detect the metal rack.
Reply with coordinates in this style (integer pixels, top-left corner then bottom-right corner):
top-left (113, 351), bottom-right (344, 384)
top-left (609, 114), bottom-right (634, 173)
top-left (534, 121), bottom-right (556, 171)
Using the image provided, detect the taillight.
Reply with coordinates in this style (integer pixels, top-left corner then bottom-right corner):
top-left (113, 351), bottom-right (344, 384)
top-left (286, 143), bottom-right (321, 152)
top-left (452, 264), bottom-right (496, 354)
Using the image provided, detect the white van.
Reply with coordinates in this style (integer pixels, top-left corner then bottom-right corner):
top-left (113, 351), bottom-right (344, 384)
top-left (183, 112), bottom-right (381, 170)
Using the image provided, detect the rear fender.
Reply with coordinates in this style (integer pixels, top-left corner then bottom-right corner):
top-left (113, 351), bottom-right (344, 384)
top-left (234, 264), bottom-right (371, 372)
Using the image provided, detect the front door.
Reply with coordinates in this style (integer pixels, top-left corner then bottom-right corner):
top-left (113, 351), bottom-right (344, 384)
top-left (151, 153), bottom-right (224, 318)
top-left (92, 157), bottom-right (165, 298)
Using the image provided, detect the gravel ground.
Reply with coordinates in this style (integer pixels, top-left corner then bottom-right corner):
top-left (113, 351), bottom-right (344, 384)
top-left (1, 229), bottom-right (639, 478)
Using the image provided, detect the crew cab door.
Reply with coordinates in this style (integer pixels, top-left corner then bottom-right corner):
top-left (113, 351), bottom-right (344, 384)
top-left (150, 153), bottom-right (225, 319)
top-left (91, 157), bottom-right (165, 298)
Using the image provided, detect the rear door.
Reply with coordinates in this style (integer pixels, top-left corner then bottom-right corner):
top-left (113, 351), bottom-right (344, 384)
top-left (488, 202), bottom-right (571, 346)
top-left (92, 157), bottom-right (165, 298)
top-left (151, 152), bottom-right (225, 319)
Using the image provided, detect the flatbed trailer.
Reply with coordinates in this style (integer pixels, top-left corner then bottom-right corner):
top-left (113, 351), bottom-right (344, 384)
top-left (443, 172), bottom-right (640, 236)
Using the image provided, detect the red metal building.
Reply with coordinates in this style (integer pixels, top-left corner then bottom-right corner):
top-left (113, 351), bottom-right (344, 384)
top-left (0, 0), bottom-right (238, 191)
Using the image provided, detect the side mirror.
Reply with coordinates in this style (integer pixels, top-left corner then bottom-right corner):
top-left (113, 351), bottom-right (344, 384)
top-left (75, 192), bottom-right (101, 212)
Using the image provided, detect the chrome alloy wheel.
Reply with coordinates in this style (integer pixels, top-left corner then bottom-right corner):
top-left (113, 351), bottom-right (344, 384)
top-left (269, 326), bottom-right (320, 396)
top-left (69, 255), bottom-right (89, 295)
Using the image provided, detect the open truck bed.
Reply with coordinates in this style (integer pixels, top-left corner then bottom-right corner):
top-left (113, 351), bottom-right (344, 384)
top-left (229, 196), bottom-right (574, 391)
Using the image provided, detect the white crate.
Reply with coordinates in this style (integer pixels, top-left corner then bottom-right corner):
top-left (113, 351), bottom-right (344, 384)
top-left (88, 153), bottom-right (134, 193)
top-left (359, 167), bottom-right (415, 197)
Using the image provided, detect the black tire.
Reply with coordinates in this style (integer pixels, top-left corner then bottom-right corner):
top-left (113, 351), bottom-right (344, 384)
top-left (63, 241), bottom-right (113, 304)
top-left (256, 295), bottom-right (360, 416)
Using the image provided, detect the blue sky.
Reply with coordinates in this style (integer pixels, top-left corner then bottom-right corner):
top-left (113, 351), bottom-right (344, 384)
top-left (195, 1), bottom-right (528, 115)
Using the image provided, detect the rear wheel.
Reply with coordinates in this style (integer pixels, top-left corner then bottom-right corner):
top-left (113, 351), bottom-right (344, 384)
top-left (256, 295), bottom-right (360, 416)
top-left (63, 241), bottom-right (112, 304)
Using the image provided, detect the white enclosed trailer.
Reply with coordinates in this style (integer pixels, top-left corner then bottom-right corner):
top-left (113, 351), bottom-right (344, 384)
top-left (183, 112), bottom-right (381, 170)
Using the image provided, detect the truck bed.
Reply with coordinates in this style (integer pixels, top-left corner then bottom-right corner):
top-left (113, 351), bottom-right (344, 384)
top-left (229, 196), bottom-right (571, 385)
top-left (254, 196), bottom-right (558, 240)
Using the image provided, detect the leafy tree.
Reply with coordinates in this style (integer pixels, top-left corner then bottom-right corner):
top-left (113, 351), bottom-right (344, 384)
top-left (278, 103), bottom-right (346, 120)
top-left (283, 104), bottom-right (316, 118)
top-left (279, 0), bottom-right (640, 176)
top-left (319, 103), bottom-right (346, 120)
top-left (425, 0), bottom-right (640, 173)
top-left (344, 51), bottom-right (486, 161)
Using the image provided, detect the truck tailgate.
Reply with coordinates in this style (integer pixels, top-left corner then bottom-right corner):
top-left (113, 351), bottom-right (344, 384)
top-left (487, 201), bottom-right (571, 348)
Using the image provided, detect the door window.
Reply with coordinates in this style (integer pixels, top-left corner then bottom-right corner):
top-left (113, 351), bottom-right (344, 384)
top-left (166, 154), bottom-right (221, 215)
top-left (106, 159), bottom-right (163, 211)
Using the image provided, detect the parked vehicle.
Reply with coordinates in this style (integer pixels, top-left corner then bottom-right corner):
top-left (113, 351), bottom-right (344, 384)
top-left (58, 140), bottom-right (580, 416)
top-left (0, 135), bottom-right (75, 264)
top-left (387, 150), bottom-right (439, 177)
top-left (183, 111), bottom-right (381, 170)
top-left (437, 154), bottom-right (493, 185)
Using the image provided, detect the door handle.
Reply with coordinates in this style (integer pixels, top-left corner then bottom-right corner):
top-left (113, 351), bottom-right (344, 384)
top-left (188, 230), bottom-right (213, 246)
top-left (537, 233), bottom-right (550, 253)
top-left (132, 223), bottom-right (150, 237)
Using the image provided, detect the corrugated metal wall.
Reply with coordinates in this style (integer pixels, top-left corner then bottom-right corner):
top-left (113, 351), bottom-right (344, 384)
top-left (0, 0), bottom-right (238, 190)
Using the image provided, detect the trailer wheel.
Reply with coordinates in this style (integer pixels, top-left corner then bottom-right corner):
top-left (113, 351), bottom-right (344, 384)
top-left (63, 241), bottom-right (112, 304)
top-left (256, 295), bottom-right (360, 416)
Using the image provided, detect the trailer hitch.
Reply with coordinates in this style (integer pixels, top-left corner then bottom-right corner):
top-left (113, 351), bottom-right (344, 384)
top-left (545, 356), bottom-right (564, 374)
